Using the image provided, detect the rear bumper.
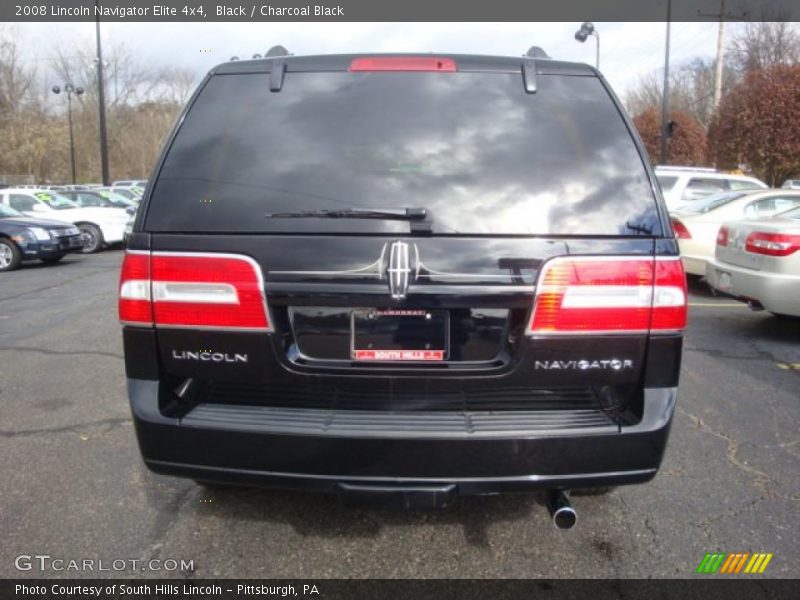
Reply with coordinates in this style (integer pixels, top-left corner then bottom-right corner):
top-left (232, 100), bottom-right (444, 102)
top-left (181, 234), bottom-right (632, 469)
top-left (681, 254), bottom-right (709, 277)
top-left (706, 259), bottom-right (800, 316)
top-left (127, 379), bottom-right (676, 494)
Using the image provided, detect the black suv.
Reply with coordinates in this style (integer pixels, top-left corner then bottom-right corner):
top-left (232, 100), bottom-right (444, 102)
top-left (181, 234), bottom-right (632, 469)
top-left (120, 51), bottom-right (686, 522)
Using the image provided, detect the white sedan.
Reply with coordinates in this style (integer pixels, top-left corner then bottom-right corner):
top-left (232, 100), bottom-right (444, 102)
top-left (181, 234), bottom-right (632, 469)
top-left (0, 188), bottom-right (130, 253)
top-left (670, 190), bottom-right (800, 276)
top-left (706, 205), bottom-right (800, 317)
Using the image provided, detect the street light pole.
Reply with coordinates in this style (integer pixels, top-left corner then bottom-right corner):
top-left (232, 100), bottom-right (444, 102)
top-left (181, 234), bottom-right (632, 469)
top-left (95, 0), bottom-right (110, 186)
top-left (659, 0), bottom-right (673, 165)
top-left (67, 90), bottom-right (76, 184)
top-left (574, 22), bottom-right (600, 70)
top-left (52, 84), bottom-right (84, 185)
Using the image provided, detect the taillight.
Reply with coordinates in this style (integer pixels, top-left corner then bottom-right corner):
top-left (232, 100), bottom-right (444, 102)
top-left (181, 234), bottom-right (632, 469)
top-left (672, 219), bottom-right (692, 239)
top-left (745, 232), bottom-right (800, 257)
top-left (716, 225), bottom-right (729, 247)
top-left (118, 251), bottom-right (270, 331)
top-left (527, 257), bottom-right (687, 335)
top-left (119, 251), bottom-right (153, 325)
top-left (349, 57), bottom-right (457, 72)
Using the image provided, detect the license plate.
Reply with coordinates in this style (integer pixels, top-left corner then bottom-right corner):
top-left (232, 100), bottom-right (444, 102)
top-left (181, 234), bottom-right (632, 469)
top-left (716, 270), bottom-right (733, 293)
top-left (351, 309), bottom-right (448, 361)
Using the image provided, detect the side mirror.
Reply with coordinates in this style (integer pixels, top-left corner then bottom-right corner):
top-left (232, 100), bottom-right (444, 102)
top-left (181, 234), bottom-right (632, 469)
top-left (31, 204), bottom-right (47, 212)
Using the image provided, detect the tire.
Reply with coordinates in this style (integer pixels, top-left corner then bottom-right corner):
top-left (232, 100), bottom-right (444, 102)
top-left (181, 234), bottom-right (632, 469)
top-left (0, 239), bottom-right (22, 272)
top-left (40, 253), bottom-right (66, 264)
top-left (77, 224), bottom-right (103, 254)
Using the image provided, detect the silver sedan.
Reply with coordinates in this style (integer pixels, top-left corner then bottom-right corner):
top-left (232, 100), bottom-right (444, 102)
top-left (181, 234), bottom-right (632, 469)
top-left (706, 205), bottom-right (800, 317)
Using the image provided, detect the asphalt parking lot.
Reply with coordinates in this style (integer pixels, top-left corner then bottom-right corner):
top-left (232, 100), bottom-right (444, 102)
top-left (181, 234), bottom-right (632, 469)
top-left (1, 250), bottom-right (798, 579)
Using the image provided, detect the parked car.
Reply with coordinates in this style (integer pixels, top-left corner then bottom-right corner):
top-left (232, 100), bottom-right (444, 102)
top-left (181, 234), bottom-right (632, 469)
top-left (123, 213), bottom-right (134, 244)
top-left (0, 188), bottom-right (130, 253)
top-left (671, 190), bottom-right (800, 276)
top-left (0, 204), bottom-right (84, 271)
top-left (706, 205), bottom-right (800, 318)
top-left (102, 186), bottom-right (143, 201)
top-left (119, 50), bottom-right (688, 520)
top-left (781, 179), bottom-right (800, 190)
top-left (112, 179), bottom-right (148, 189)
top-left (60, 189), bottom-right (138, 215)
top-left (655, 166), bottom-right (767, 211)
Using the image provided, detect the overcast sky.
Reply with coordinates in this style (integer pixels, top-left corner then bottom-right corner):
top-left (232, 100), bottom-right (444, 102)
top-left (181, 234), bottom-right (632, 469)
top-left (13, 21), bottom-right (739, 99)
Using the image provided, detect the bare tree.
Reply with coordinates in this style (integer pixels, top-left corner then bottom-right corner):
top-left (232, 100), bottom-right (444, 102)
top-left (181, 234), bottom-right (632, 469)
top-left (625, 58), bottom-right (737, 128)
top-left (728, 21), bottom-right (800, 74)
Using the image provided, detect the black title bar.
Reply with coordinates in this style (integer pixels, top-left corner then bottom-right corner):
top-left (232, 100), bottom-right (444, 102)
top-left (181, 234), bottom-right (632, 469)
top-left (3, 0), bottom-right (798, 22)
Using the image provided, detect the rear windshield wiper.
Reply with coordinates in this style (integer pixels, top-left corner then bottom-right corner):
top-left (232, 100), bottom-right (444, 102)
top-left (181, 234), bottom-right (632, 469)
top-left (265, 207), bottom-right (427, 220)
top-left (265, 207), bottom-right (432, 233)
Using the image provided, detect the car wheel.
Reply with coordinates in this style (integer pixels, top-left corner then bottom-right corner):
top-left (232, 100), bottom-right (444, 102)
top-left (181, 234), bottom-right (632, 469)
top-left (78, 224), bottom-right (104, 254)
top-left (40, 253), bottom-right (66, 264)
top-left (0, 239), bottom-right (22, 272)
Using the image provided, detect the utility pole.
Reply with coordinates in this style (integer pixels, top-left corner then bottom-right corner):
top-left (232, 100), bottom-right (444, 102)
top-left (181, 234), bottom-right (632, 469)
top-left (95, 0), bottom-right (110, 186)
top-left (713, 0), bottom-right (726, 108)
top-left (659, 0), bottom-right (672, 165)
top-left (699, 0), bottom-right (747, 108)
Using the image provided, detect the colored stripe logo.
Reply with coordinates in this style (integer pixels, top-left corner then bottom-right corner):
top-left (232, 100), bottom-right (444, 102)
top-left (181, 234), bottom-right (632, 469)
top-left (696, 553), bottom-right (773, 574)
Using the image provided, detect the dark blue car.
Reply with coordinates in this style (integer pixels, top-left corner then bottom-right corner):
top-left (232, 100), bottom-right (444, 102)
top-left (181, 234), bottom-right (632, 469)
top-left (0, 204), bottom-right (85, 271)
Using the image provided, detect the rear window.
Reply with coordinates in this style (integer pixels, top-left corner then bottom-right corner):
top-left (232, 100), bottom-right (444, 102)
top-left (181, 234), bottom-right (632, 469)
top-left (146, 71), bottom-right (660, 236)
top-left (687, 191), bottom-right (747, 214)
top-left (656, 175), bottom-right (678, 191)
top-left (779, 206), bottom-right (800, 219)
top-left (729, 179), bottom-right (762, 190)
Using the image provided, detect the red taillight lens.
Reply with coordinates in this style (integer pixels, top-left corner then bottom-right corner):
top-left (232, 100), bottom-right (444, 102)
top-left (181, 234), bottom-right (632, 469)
top-left (745, 232), bottom-right (800, 257)
top-left (527, 257), bottom-right (687, 335)
top-left (716, 225), bottom-right (729, 247)
top-left (119, 251), bottom-right (153, 325)
top-left (349, 57), bottom-right (457, 72)
top-left (650, 258), bottom-right (688, 331)
top-left (118, 252), bottom-right (270, 331)
top-left (672, 219), bottom-right (692, 239)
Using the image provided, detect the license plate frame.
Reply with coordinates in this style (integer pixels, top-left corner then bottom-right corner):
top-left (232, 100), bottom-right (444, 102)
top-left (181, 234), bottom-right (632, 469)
top-left (351, 309), bottom-right (448, 362)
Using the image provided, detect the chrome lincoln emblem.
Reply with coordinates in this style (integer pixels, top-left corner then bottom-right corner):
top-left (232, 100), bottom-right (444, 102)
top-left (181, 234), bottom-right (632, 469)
top-left (387, 241), bottom-right (412, 299)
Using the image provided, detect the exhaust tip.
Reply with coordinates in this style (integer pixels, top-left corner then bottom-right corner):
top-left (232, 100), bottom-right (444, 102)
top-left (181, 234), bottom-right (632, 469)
top-left (546, 490), bottom-right (577, 530)
top-left (552, 506), bottom-right (578, 529)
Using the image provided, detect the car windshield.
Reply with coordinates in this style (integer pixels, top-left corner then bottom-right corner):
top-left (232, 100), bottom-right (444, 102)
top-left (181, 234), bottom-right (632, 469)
top-left (110, 188), bottom-right (136, 200)
top-left (65, 192), bottom-right (111, 207)
top-left (97, 190), bottom-right (136, 206)
top-left (33, 191), bottom-right (79, 209)
top-left (0, 204), bottom-right (23, 218)
top-left (682, 191), bottom-right (747, 214)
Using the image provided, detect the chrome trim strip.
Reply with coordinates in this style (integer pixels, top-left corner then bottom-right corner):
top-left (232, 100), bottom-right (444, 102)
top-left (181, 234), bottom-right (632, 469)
top-left (145, 460), bottom-right (657, 485)
top-left (120, 320), bottom-right (153, 328)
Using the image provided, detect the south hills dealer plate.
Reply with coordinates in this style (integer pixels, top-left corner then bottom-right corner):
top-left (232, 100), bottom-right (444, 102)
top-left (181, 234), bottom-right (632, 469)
top-left (351, 309), bottom-right (448, 362)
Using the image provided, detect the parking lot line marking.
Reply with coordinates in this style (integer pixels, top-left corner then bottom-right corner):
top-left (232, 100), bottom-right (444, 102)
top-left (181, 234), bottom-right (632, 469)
top-left (688, 302), bottom-right (746, 307)
top-left (776, 363), bottom-right (800, 371)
